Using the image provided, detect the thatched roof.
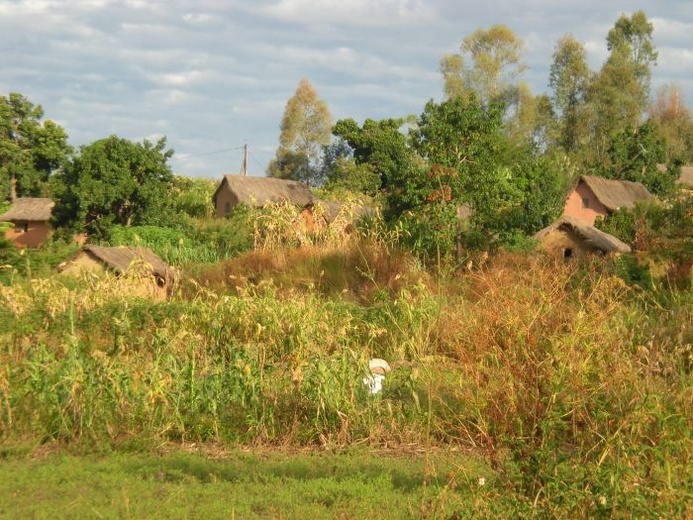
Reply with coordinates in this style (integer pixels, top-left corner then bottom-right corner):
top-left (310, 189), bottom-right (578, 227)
top-left (533, 216), bottom-right (631, 254)
top-left (0, 198), bottom-right (54, 222)
top-left (214, 175), bottom-right (315, 208)
top-left (579, 175), bottom-right (653, 212)
top-left (60, 245), bottom-right (174, 280)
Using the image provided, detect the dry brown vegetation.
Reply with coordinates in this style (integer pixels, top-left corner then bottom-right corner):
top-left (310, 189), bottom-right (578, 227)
top-left (0, 240), bottom-right (690, 516)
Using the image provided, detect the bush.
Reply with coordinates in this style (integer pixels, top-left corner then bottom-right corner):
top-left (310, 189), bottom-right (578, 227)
top-left (104, 205), bottom-right (254, 266)
top-left (598, 194), bottom-right (692, 251)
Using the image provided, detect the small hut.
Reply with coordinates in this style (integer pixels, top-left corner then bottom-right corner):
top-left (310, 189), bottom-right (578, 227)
top-left (533, 217), bottom-right (631, 259)
top-left (58, 245), bottom-right (176, 299)
top-left (0, 198), bottom-right (55, 248)
top-left (563, 175), bottom-right (653, 226)
top-left (213, 175), bottom-right (315, 218)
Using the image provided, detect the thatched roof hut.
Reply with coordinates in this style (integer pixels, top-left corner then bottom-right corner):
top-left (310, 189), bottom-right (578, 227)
top-left (58, 246), bottom-right (176, 299)
top-left (0, 198), bottom-right (55, 248)
top-left (0, 198), bottom-right (54, 222)
top-left (533, 216), bottom-right (631, 258)
top-left (213, 175), bottom-right (314, 217)
top-left (73, 245), bottom-right (173, 278)
top-left (563, 175), bottom-right (654, 226)
top-left (578, 175), bottom-right (653, 212)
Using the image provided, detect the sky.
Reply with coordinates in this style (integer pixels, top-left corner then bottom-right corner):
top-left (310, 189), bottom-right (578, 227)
top-left (2, 0), bottom-right (692, 179)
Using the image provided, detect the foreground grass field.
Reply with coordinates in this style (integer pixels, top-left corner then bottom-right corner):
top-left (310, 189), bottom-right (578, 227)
top-left (1, 448), bottom-right (495, 519)
top-left (1, 241), bottom-right (691, 517)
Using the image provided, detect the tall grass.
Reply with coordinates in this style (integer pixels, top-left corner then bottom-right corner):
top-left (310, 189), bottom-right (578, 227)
top-left (0, 246), bottom-right (690, 516)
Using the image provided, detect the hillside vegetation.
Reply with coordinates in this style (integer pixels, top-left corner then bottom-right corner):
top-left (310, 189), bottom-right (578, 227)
top-left (1, 234), bottom-right (690, 516)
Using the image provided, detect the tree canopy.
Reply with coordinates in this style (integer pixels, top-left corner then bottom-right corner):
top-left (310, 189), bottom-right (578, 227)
top-left (440, 25), bottom-right (548, 147)
top-left (51, 135), bottom-right (174, 238)
top-left (588, 11), bottom-right (658, 160)
top-left (548, 35), bottom-right (591, 153)
top-left (0, 93), bottom-right (72, 199)
top-left (599, 121), bottom-right (676, 195)
top-left (408, 96), bottom-right (566, 252)
top-left (332, 117), bottom-right (416, 195)
top-left (441, 24), bottom-right (526, 104)
top-left (268, 79), bottom-right (332, 185)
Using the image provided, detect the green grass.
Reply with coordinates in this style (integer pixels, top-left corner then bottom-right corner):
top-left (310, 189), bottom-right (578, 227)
top-left (0, 448), bottom-right (498, 519)
top-left (0, 244), bottom-right (690, 517)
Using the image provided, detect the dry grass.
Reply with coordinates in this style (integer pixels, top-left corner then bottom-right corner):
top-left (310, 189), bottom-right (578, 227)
top-left (189, 239), bottom-right (426, 303)
top-left (0, 244), bottom-right (690, 516)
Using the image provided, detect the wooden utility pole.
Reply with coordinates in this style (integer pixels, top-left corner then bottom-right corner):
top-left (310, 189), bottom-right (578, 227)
top-left (240, 143), bottom-right (249, 176)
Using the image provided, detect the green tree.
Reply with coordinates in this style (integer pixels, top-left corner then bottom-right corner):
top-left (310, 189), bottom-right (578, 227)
top-left (441, 24), bottom-right (526, 104)
top-left (404, 96), bottom-right (480, 258)
top-left (0, 93), bottom-right (72, 198)
top-left (498, 150), bottom-right (569, 235)
top-left (505, 82), bottom-right (549, 145)
top-left (51, 135), bottom-right (174, 238)
top-left (588, 11), bottom-right (657, 158)
top-left (332, 117), bottom-right (417, 202)
top-left (606, 11), bottom-right (657, 99)
top-left (325, 158), bottom-right (380, 195)
top-left (268, 79), bottom-right (332, 185)
top-left (441, 25), bottom-right (545, 147)
top-left (320, 140), bottom-right (380, 195)
top-left (548, 35), bottom-right (591, 153)
top-left (404, 96), bottom-right (566, 258)
top-left (168, 175), bottom-right (217, 219)
top-left (599, 120), bottom-right (676, 195)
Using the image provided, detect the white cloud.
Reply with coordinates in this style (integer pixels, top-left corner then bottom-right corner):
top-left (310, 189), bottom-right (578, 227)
top-left (0, 0), bottom-right (56, 15)
top-left (125, 0), bottom-right (164, 10)
top-left (652, 17), bottom-right (693, 47)
top-left (145, 88), bottom-right (196, 106)
top-left (1, 0), bottom-right (691, 177)
top-left (259, 0), bottom-right (435, 25)
top-left (657, 47), bottom-right (693, 80)
top-left (182, 12), bottom-right (214, 25)
top-left (140, 70), bottom-right (211, 88)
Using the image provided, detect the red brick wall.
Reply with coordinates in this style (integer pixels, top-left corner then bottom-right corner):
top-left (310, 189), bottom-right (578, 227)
top-left (563, 180), bottom-right (609, 226)
top-left (4, 221), bottom-right (52, 248)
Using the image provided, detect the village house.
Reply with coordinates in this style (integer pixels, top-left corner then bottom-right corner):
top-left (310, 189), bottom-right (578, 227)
top-left (533, 216), bottom-right (631, 260)
top-left (212, 175), bottom-right (315, 218)
top-left (563, 175), bottom-right (654, 226)
top-left (57, 245), bottom-right (176, 300)
top-left (0, 197), bottom-right (55, 248)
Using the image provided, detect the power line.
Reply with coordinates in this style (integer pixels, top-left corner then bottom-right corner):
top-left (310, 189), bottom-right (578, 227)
top-left (172, 145), bottom-right (245, 161)
top-left (249, 147), bottom-right (275, 156)
top-left (249, 150), bottom-right (267, 174)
